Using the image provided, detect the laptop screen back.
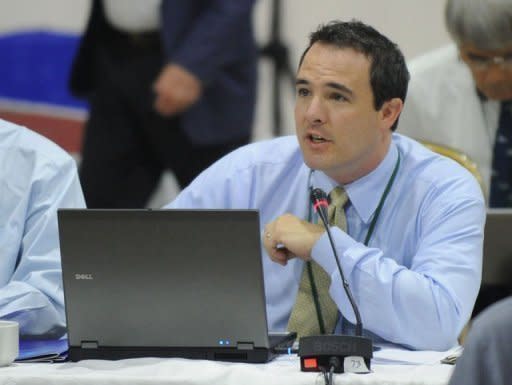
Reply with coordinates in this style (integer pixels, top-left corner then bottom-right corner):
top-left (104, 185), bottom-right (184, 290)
top-left (483, 208), bottom-right (512, 287)
top-left (58, 209), bottom-right (270, 350)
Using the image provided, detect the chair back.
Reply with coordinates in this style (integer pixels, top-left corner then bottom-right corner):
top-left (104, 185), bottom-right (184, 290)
top-left (421, 141), bottom-right (484, 193)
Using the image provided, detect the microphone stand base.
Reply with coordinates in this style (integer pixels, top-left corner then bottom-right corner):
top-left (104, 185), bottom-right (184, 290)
top-left (298, 334), bottom-right (373, 373)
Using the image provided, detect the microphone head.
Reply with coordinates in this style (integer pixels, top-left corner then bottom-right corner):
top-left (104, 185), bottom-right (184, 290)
top-left (310, 188), bottom-right (328, 214)
top-left (310, 188), bottom-right (328, 204)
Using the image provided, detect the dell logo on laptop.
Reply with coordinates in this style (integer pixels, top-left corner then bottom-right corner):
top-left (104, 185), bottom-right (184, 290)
top-left (75, 274), bottom-right (94, 280)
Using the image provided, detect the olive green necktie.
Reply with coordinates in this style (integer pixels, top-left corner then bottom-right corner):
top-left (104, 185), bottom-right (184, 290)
top-left (287, 186), bottom-right (348, 337)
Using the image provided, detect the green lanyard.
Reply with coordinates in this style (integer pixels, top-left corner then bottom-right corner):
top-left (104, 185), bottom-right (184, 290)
top-left (304, 149), bottom-right (401, 333)
top-left (364, 150), bottom-right (401, 245)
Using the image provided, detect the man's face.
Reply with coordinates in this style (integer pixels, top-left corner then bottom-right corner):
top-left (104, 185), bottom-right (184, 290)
top-left (459, 43), bottom-right (512, 100)
top-left (295, 42), bottom-right (395, 184)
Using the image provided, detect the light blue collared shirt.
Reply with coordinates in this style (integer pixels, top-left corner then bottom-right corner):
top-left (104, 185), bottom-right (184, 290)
top-left (0, 119), bottom-right (85, 337)
top-left (168, 133), bottom-right (485, 350)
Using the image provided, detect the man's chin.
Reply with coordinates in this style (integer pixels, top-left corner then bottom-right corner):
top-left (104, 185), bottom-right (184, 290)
top-left (303, 156), bottom-right (329, 173)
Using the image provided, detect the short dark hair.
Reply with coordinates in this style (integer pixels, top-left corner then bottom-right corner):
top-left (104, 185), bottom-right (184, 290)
top-left (299, 20), bottom-right (410, 131)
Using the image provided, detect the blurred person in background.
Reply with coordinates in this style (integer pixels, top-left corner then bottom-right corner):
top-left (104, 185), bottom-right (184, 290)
top-left (70, 0), bottom-right (258, 208)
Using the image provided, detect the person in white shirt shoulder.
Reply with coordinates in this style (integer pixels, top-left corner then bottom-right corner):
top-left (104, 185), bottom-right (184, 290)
top-left (0, 119), bottom-right (85, 338)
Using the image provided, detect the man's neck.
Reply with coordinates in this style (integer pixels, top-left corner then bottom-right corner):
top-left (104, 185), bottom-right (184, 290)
top-left (330, 136), bottom-right (392, 185)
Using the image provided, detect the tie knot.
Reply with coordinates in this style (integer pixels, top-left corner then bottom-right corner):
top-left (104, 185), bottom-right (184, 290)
top-left (327, 186), bottom-right (349, 229)
top-left (329, 186), bottom-right (348, 208)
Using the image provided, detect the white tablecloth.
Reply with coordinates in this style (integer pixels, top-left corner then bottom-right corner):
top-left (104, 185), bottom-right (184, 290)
top-left (0, 355), bottom-right (453, 385)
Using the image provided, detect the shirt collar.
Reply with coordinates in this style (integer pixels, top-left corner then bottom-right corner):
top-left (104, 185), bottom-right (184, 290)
top-left (310, 140), bottom-right (399, 224)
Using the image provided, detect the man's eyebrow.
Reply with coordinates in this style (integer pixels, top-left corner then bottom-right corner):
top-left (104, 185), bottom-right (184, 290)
top-left (325, 82), bottom-right (353, 96)
top-left (295, 78), bottom-right (309, 86)
top-left (295, 78), bottom-right (353, 96)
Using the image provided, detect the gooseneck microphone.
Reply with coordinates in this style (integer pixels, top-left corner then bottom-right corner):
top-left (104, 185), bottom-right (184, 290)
top-left (298, 187), bottom-right (373, 375)
top-left (309, 188), bottom-right (363, 336)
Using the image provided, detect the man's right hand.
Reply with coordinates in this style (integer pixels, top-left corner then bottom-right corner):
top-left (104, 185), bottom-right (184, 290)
top-left (262, 213), bottom-right (325, 266)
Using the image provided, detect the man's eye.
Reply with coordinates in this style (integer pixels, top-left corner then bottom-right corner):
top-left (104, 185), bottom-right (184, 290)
top-left (331, 93), bottom-right (347, 102)
top-left (467, 54), bottom-right (488, 64)
top-left (297, 88), bottom-right (310, 97)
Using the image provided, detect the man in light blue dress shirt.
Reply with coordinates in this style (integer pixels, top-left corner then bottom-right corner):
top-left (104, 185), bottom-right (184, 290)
top-left (167, 21), bottom-right (485, 350)
top-left (0, 119), bottom-right (85, 337)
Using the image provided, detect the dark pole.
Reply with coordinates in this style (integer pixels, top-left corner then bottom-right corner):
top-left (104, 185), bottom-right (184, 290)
top-left (260, 0), bottom-right (295, 137)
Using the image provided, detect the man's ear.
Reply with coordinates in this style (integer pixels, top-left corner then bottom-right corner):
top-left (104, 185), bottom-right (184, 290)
top-left (379, 98), bottom-right (403, 131)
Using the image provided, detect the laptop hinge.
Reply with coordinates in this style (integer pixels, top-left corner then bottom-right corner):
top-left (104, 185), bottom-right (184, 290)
top-left (80, 341), bottom-right (99, 349)
top-left (236, 342), bottom-right (254, 350)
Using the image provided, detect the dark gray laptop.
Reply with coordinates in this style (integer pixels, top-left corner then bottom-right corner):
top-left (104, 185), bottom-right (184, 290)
top-left (482, 208), bottom-right (512, 286)
top-left (58, 209), bottom-right (295, 363)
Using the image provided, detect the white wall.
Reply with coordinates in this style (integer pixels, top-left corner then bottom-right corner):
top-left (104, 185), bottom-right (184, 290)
top-left (0, 0), bottom-right (451, 139)
top-left (0, 0), bottom-right (451, 205)
top-left (0, 0), bottom-right (90, 33)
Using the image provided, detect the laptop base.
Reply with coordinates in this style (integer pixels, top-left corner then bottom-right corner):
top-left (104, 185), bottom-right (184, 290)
top-left (69, 332), bottom-right (297, 363)
top-left (68, 346), bottom-right (276, 363)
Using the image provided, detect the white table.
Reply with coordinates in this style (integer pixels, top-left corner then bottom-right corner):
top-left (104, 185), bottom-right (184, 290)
top-left (0, 355), bottom-right (453, 385)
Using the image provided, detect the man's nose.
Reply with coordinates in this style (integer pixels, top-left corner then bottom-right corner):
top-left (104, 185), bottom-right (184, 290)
top-left (305, 97), bottom-right (326, 124)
